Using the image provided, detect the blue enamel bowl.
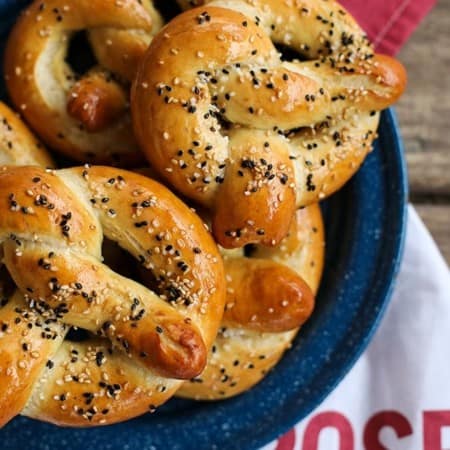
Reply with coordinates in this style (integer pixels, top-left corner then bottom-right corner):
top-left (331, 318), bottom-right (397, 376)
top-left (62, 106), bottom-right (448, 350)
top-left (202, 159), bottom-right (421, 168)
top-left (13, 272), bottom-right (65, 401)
top-left (0, 1), bottom-right (408, 449)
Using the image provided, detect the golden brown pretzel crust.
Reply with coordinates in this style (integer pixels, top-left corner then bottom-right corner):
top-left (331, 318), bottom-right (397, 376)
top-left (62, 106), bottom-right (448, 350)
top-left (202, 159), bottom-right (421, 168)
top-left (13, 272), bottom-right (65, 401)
top-left (77, 1), bottom-right (164, 134)
top-left (132, 4), bottom-right (406, 248)
top-left (66, 70), bottom-right (129, 133)
top-left (178, 204), bottom-right (324, 399)
top-left (89, 0), bottom-right (164, 82)
top-left (4, 0), bottom-right (154, 165)
top-left (0, 165), bottom-right (225, 426)
top-left (222, 258), bottom-right (315, 333)
top-left (0, 113), bottom-right (57, 426)
top-left (0, 102), bottom-right (54, 167)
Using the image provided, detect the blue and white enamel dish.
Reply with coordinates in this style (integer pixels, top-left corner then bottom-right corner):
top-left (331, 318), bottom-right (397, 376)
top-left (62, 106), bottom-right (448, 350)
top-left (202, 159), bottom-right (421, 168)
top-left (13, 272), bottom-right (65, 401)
top-left (0, 1), bottom-right (408, 448)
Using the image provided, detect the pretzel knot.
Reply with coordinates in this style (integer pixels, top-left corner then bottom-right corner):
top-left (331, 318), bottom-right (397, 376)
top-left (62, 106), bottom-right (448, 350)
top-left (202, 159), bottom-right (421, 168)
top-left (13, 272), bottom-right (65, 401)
top-left (0, 166), bottom-right (225, 426)
top-left (4, 0), bottom-right (161, 166)
top-left (132, 3), bottom-right (406, 248)
top-left (178, 204), bottom-right (324, 399)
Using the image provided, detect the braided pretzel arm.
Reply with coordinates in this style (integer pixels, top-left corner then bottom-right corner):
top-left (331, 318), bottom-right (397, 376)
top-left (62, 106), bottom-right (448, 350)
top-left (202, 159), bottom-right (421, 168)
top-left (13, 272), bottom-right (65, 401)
top-left (89, 0), bottom-right (164, 82)
top-left (178, 204), bottom-right (324, 399)
top-left (132, 5), bottom-right (406, 248)
top-left (0, 120), bottom-right (61, 425)
top-left (0, 102), bottom-right (54, 167)
top-left (4, 0), bottom-right (154, 165)
top-left (0, 166), bottom-right (225, 426)
top-left (71, 0), bottom-right (164, 132)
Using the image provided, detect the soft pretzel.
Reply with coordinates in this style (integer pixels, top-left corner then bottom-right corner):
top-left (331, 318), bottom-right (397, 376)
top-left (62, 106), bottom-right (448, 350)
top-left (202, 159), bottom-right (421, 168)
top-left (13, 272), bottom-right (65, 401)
top-left (132, 4), bottom-right (406, 248)
top-left (4, 0), bottom-right (159, 166)
top-left (178, 204), bottom-right (324, 399)
top-left (0, 165), bottom-right (225, 426)
top-left (0, 102), bottom-right (54, 167)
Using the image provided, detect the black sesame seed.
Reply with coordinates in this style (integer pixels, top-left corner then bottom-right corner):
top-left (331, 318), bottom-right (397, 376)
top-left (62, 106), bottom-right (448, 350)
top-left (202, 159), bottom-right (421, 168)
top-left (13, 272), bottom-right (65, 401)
top-left (95, 351), bottom-right (105, 367)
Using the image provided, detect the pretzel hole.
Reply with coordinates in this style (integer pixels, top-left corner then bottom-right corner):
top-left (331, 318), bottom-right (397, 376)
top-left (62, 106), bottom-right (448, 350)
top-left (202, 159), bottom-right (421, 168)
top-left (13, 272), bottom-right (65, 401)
top-left (153, 0), bottom-right (181, 22)
top-left (66, 31), bottom-right (97, 77)
top-left (65, 327), bottom-right (90, 342)
top-left (243, 244), bottom-right (258, 258)
top-left (275, 43), bottom-right (307, 63)
top-left (100, 238), bottom-right (174, 304)
top-left (65, 32), bottom-right (129, 132)
top-left (211, 111), bottom-right (233, 136)
top-left (101, 238), bottom-right (139, 281)
top-left (0, 266), bottom-right (16, 303)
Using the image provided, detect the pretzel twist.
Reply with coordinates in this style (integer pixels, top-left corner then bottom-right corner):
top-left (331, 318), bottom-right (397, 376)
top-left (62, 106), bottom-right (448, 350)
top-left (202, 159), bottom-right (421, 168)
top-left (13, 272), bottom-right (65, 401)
top-left (178, 204), bottom-right (324, 399)
top-left (89, 0), bottom-right (164, 82)
top-left (132, 3), bottom-right (406, 248)
top-left (67, 0), bottom-right (163, 134)
top-left (4, 0), bottom-right (158, 165)
top-left (0, 165), bottom-right (225, 426)
top-left (0, 102), bottom-right (54, 167)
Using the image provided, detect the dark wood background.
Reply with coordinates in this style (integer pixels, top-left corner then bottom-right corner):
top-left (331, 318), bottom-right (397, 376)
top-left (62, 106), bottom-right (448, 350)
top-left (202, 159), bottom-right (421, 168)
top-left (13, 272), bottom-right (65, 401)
top-left (396, 0), bottom-right (449, 263)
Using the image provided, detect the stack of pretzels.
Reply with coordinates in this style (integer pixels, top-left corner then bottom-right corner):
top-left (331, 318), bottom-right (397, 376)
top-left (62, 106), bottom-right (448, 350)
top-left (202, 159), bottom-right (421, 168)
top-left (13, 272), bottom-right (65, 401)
top-left (0, 0), bottom-right (405, 427)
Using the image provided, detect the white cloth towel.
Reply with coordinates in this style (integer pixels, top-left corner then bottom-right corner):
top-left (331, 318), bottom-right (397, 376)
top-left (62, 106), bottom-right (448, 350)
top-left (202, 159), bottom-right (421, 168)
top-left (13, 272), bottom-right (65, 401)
top-left (265, 205), bottom-right (450, 450)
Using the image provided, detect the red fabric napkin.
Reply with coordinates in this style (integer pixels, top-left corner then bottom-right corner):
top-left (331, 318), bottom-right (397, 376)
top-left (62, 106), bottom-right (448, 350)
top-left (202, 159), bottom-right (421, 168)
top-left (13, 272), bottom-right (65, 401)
top-left (274, 0), bottom-right (436, 449)
top-left (340, 0), bottom-right (436, 55)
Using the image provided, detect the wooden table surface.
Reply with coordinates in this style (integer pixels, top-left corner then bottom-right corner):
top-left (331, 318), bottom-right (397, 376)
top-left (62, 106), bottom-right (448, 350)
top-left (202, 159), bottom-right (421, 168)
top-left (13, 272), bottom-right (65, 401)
top-left (396, 0), bottom-right (449, 264)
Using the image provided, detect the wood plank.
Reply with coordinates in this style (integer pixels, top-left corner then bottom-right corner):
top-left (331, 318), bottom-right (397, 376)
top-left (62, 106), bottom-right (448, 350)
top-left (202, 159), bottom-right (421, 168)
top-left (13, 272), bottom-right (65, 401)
top-left (415, 204), bottom-right (450, 264)
top-left (396, 2), bottom-right (450, 263)
top-left (396, 1), bottom-right (450, 197)
top-left (407, 151), bottom-right (450, 199)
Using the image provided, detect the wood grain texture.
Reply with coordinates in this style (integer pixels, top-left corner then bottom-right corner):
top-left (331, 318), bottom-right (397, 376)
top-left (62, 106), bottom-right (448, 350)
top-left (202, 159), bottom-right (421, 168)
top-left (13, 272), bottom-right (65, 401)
top-left (396, 0), bottom-right (449, 263)
top-left (415, 204), bottom-right (450, 264)
top-left (407, 151), bottom-right (450, 200)
top-left (397, 0), bottom-right (450, 165)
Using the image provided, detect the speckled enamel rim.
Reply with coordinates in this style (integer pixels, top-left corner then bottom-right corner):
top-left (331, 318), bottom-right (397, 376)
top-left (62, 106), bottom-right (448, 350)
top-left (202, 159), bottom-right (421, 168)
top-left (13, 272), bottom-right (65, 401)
top-left (0, 2), bottom-right (408, 448)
